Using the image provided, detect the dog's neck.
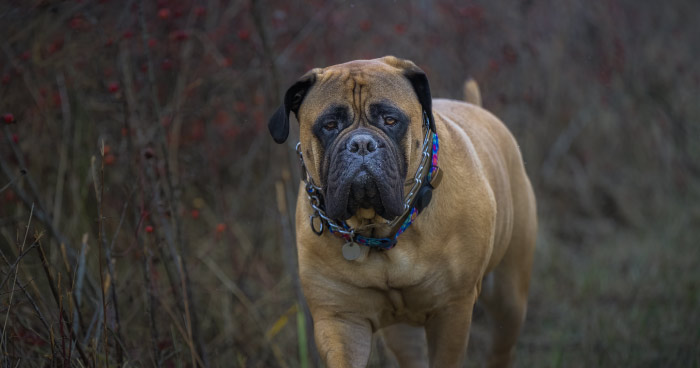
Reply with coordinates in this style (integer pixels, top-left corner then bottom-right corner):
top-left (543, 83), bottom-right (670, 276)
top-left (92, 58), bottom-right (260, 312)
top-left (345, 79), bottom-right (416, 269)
top-left (345, 210), bottom-right (394, 238)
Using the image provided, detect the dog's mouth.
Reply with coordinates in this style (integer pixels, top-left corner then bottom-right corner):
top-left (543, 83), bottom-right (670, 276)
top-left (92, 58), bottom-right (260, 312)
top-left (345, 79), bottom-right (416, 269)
top-left (324, 133), bottom-right (404, 222)
top-left (346, 169), bottom-right (390, 218)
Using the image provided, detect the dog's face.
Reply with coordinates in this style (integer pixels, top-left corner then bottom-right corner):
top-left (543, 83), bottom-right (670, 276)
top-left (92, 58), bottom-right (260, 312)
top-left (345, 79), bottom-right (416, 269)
top-left (269, 56), bottom-right (435, 223)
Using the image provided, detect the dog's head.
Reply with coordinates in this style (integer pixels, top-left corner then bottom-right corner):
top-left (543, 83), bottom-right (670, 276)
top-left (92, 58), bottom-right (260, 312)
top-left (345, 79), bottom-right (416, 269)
top-left (269, 56), bottom-right (435, 223)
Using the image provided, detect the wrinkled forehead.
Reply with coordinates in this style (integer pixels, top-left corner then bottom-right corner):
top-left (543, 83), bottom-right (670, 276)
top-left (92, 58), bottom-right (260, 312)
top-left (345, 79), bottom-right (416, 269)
top-left (298, 61), bottom-right (420, 123)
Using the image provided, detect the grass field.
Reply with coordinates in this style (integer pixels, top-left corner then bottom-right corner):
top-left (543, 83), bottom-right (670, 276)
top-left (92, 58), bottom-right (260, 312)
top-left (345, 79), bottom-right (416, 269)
top-left (491, 209), bottom-right (699, 367)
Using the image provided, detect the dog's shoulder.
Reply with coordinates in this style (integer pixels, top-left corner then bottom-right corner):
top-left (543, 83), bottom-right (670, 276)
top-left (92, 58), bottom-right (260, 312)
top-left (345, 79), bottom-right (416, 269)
top-left (432, 98), bottom-right (525, 189)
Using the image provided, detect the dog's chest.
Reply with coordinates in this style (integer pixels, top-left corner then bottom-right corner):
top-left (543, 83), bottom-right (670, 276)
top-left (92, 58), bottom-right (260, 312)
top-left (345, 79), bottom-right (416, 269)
top-left (360, 246), bottom-right (455, 324)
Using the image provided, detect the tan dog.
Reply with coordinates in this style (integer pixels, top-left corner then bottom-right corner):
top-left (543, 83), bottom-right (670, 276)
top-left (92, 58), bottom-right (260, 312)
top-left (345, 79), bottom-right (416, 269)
top-left (269, 56), bottom-right (536, 368)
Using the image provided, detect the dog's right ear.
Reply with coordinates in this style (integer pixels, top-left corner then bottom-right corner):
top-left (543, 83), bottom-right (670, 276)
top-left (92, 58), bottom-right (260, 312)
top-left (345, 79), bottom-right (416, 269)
top-left (268, 71), bottom-right (317, 144)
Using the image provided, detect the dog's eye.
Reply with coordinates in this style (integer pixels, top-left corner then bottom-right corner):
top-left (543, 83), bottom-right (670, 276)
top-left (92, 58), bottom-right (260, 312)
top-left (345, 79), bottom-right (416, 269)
top-left (324, 121), bottom-right (338, 131)
top-left (383, 116), bottom-right (397, 126)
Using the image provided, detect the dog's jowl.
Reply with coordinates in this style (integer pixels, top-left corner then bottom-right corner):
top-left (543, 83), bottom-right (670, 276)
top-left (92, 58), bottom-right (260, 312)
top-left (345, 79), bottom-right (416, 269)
top-left (269, 56), bottom-right (536, 368)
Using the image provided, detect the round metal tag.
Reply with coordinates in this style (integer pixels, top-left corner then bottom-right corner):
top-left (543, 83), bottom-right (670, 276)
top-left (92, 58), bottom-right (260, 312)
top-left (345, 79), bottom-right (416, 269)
top-left (341, 242), bottom-right (362, 261)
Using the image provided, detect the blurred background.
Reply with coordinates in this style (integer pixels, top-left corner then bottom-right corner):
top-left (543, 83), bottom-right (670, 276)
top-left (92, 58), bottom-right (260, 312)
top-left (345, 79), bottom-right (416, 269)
top-left (0, 0), bottom-right (698, 367)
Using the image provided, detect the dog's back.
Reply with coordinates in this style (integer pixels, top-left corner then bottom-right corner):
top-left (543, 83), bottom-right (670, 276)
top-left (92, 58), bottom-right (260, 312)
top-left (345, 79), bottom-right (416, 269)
top-left (433, 97), bottom-right (536, 273)
top-left (429, 85), bottom-right (537, 366)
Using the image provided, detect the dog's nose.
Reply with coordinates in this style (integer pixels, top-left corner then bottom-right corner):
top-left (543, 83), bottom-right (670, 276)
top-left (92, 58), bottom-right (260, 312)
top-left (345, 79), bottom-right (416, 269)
top-left (347, 134), bottom-right (378, 156)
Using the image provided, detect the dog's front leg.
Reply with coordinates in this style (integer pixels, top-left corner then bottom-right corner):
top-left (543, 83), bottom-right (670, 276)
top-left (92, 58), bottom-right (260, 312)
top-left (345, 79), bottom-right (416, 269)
top-left (424, 291), bottom-right (478, 367)
top-left (313, 313), bottom-right (372, 368)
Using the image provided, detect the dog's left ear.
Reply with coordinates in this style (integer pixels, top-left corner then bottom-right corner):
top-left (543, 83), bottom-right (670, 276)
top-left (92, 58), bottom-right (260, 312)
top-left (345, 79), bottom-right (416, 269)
top-left (379, 56), bottom-right (436, 132)
top-left (268, 70), bottom-right (318, 144)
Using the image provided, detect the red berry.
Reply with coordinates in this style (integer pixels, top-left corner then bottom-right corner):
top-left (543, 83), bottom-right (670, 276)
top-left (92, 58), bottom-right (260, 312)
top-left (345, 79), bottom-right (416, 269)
top-left (488, 59), bottom-right (499, 73)
top-left (360, 20), bottom-right (371, 31)
top-left (12, 134), bottom-right (18, 143)
top-left (234, 101), bottom-right (246, 113)
top-left (108, 82), bottom-right (120, 93)
top-left (216, 223), bottom-right (226, 233)
top-left (3, 113), bottom-right (14, 124)
top-left (459, 5), bottom-right (484, 21)
top-left (148, 38), bottom-right (157, 48)
top-left (157, 339), bottom-right (172, 350)
top-left (194, 6), bottom-right (206, 17)
top-left (52, 92), bottom-right (61, 107)
top-left (103, 154), bottom-right (116, 165)
top-left (237, 29), bottom-right (250, 41)
top-left (47, 39), bottom-right (63, 54)
top-left (191, 209), bottom-right (200, 219)
top-left (145, 225), bottom-right (154, 233)
top-left (123, 30), bottom-right (134, 39)
top-left (157, 8), bottom-right (171, 19)
top-left (161, 59), bottom-right (173, 71)
top-left (502, 44), bottom-right (518, 64)
top-left (69, 16), bottom-right (84, 30)
top-left (172, 30), bottom-right (189, 41)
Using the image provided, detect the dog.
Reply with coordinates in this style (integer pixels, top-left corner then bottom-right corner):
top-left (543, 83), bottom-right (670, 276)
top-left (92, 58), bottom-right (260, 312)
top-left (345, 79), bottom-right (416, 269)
top-left (268, 56), bottom-right (536, 367)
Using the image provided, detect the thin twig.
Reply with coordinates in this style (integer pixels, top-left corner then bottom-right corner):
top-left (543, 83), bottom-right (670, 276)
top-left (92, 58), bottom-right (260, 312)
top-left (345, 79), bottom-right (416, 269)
top-left (0, 242), bottom-right (38, 291)
top-left (35, 240), bottom-right (91, 367)
top-left (1, 204), bottom-right (34, 350)
top-left (166, 8), bottom-right (197, 188)
top-left (91, 150), bottom-right (110, 367)
top-left (0, 247), bottom-right (51, 338)
top-left (156, 293), bottom-right (206, 367)
top-left (141, 237), bottom-right (161, 368)
top-left (0, 125), bottom-right (47, 218)
top-left (51, 72), bottom-right (71, 233)
top-left (200, 256), bottom-right (289, 368)
top-left (178, 257), bottom-right (197, 368)
top-left (91, 146), bottom-right (126, 365)
top-left (120, 40), bottom-right (162, 368)
top-left (276, 179), bottom-right (316, 367)
top-left (250, 0), bottom-right (280, 102)
top-left (0, 168), bottom-right (26, 194)
top-left (138, 3), bottom-right (208, 364)
top-left (0, 128), bottom-right (84, 266)
top-left (541, 112), bottom-right (590, 182)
